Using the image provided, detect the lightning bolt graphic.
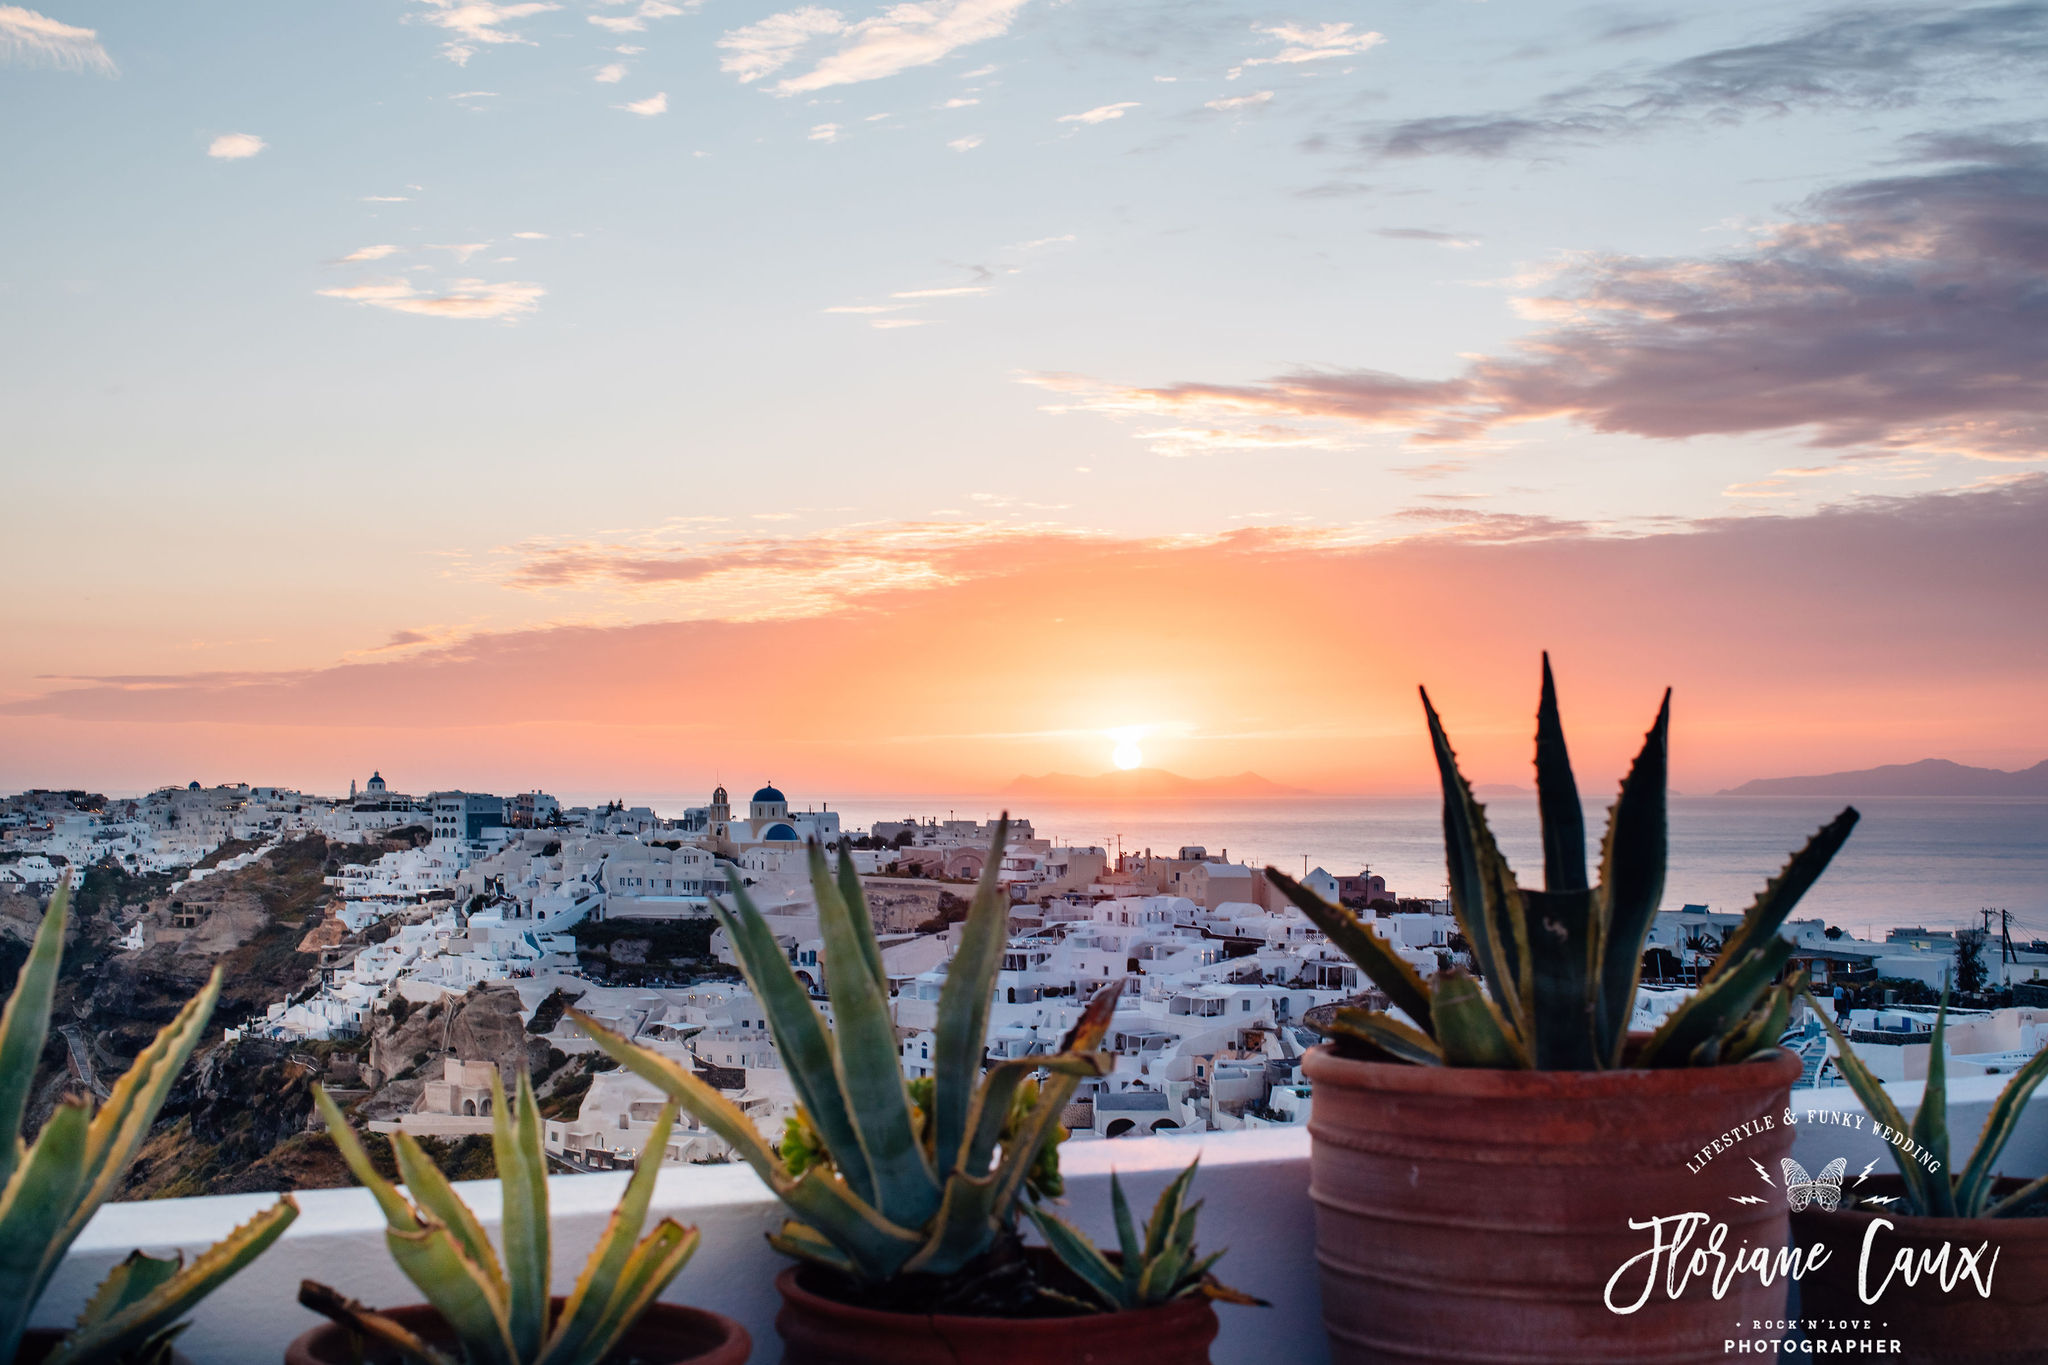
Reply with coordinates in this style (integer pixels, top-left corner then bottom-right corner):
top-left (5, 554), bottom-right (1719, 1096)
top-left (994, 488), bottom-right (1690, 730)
top-left (1862, 1195), bottom-right (1899, 1207)
top-left (1728, 1195), bottom-right (1767, 1205)
top-left (1854, 1158), bottom-right (1879, 1187)
top-left (1752, 1158), bottom-right (1774, 1186)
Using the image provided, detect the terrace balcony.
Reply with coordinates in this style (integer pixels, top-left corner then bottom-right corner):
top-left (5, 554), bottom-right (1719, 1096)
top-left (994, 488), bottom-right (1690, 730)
top-left (31, 1075), bottom-right (2048, 1363)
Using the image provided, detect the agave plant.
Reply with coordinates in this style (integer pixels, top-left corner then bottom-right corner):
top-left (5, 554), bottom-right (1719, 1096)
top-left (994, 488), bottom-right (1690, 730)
top-left (1025, 1160), bottom-right (1263, 1312)
top-left (0, 884), bottom-right (298, 1364)
top-left (1267, 656), bottom-right (1860, 1070)
top-left (1805, 982), bottom-right (2048, 1219)
top-left (573, 819), bottom-right (1121, 1288)
top-left (304, 1071), bottom-right (700, 1365)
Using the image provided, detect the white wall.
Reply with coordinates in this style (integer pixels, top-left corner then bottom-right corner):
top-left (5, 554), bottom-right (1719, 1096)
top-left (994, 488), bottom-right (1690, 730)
top-left (29, 1082), bottom-right (2048, 1364)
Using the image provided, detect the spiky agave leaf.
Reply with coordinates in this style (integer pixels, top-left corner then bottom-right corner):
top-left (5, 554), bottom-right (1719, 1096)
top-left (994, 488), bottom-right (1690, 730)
top-left (48, 1196), bottom-right (298, 1365)
top-left (0, 883), bottom-right (69, 1195)
top-left (0, 1099), bottom-right (91, 1362)
top-left (1264, 869), bottom-right (1434, 1033)
top-left (540, 1100), bottom-right (680, 1365)
top-left (1800, 985), bottom-right (1935, 1215)
top-left (1591, 692), bottom-right (1670, 1066)
top-left (1958, 1044), bottom-right (2048, 1217)
top-left (1909, 986), bottom-right (1957, 1217)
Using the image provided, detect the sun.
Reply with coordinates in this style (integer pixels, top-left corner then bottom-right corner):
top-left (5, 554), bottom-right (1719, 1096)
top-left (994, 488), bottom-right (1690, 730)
top-left (1108, 726), bottom-right (1145, 771)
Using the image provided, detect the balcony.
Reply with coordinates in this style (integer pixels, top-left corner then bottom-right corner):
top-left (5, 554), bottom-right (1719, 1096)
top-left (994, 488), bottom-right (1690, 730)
top-left (30, 1075), bottom-right (2048, 1363)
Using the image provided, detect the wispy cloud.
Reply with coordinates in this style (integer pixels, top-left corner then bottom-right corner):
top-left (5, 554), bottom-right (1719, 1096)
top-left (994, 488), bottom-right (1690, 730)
top-left (1029, 141), bottom-right (2048, 463)
top-left (618, 91), bottom-right (668, 115)
top-left (1375, 227), bottom-right (1480, 249)
top-left (588, 0), bottom-right (688, 34)
top-left (317, 278), bottom-right (545, 321)
top-left (339, 244), bottom-right (403, 263)
top-left (427, 241), bottom-right (492, 262)
top-left (948, 132), bottom-right (984, 150)
top-left (594, 62), bottom-right (627, 81)
top-left (1057, 101), bottom-right (1138, 125)
top-left (720, 0), bottom-right (1028, 96)
top-left (206, 132), bottom-right (267, 160)
top-left (1229, 21), bottom-right (1384, 78)
top-left (409, 0), bottom-right (561, 65)
top-left (0, 5), bottom-right (114, 74)
top-left (1206, 90), bottom-right (1272, 113)
top-left (1357, 3), bottom-right (2048, 160)
top-left (810, 121), bottom-right (842, 141)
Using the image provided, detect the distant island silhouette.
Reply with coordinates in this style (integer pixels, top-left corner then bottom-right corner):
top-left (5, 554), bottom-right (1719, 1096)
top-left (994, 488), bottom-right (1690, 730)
top-left (1720, 757), bottom-right (2048, 797)
top-left (1003, 768), bottom-right (1309, 800)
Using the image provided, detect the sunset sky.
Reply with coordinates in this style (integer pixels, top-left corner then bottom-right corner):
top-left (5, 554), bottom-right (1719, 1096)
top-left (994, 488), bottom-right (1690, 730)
top-left (5, 1), bottom-right (2045, 799)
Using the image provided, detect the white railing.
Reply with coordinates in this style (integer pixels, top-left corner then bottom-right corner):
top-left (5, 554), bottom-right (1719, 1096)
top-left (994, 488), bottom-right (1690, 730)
top-left (30, 1079), bottom-right (2048, 1364)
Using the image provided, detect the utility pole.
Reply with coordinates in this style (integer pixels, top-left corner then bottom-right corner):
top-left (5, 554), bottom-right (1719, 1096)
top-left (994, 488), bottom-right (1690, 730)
top-left (2001, 908), bottom-right (2015, 964)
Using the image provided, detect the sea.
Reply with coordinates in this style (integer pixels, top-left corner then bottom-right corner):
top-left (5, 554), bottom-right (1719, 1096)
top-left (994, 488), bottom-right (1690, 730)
top-left (625, 794), bottom-right (2048, 941)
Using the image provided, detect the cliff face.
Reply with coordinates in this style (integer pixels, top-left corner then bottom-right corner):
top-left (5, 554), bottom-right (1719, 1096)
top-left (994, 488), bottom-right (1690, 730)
top-left (365, 982), bottom-right (551, 1092)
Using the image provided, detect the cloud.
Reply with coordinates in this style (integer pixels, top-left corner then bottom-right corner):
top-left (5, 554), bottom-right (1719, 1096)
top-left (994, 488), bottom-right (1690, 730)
top-left (428, 242), bottom-right (492, 261)
top-left (1374, 227), bottom-right (1480, 249)
top-left (1057, 101), bottom-right (1138, 125)
top-left (1231, 20), bottom-right (1383, 76)
top-left (339, 244), bottom-right (403, 262)
top-left (1205, 90), bottom-right (1272, 113)
top-left (618, 91), bottom-right (668, 115)
top-left (15, 482), bottom-right (2046, 798)
top-left (1359, 3), bottom-right (2048, 159)
top-left (409, 0), bottom-right (561, 64)
top-left (892, 285), bottom-right (988, 298)
top-left (362, 195), bottom-right (412, 203)
top-left (588, 0), bottom-right (686, 34)
top-left (810, 121), bottom-right (841, 141)
top-left (0, 5), bottom-right (114, 74)
top-left (594, 62), bottom-right (627, 81)
top-left (720, 0), bottom-right (1028, 96)
top-left (942, 96), bottom-right (978, 107)
top-left (316, 278), bottom-right (545, 321)
top-left (1031, 141), bottom-right (2048, 463)
top-left (948, 133), bottom-right (984, 150)
top-left (207, 132), bottom-right (267, 160)
top-left (512, 230), bottom-right (550, 239)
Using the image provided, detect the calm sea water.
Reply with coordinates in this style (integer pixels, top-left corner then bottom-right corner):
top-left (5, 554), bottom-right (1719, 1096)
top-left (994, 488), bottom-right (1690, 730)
top-left (632, 794), bottom-right (2048, 940)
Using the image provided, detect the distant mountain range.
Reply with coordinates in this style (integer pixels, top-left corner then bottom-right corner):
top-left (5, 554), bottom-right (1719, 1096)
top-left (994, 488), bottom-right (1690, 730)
top-left (1002, 768), bottom-right (1309, 800)
top-left (1720, 758), bottom-right (2048, 797)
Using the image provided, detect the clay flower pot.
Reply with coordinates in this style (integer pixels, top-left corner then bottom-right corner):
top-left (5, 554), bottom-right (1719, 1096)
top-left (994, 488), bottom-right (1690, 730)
top-left (1790, 1175), bottom-right (2048, 1364)
top-left (1303, 1042), bottom-right (1802, 1364)
top-left (284, 1300), bottom-right (750, 1365)
top-left (772, 1261), bottom-right (1220, 1365)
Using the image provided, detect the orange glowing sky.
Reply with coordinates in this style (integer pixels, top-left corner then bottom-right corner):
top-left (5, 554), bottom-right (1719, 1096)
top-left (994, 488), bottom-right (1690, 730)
top-left (6, 4), bottom-right (2047, 799)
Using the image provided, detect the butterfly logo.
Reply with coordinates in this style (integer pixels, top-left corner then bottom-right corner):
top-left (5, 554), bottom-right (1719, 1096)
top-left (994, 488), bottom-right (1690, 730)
top-left (1782, 1157), bottom-right (1847, 1212)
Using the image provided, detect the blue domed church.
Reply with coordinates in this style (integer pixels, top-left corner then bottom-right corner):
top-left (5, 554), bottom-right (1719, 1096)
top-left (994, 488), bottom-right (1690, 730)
top-left (701, 781), bottom-right (841, 848)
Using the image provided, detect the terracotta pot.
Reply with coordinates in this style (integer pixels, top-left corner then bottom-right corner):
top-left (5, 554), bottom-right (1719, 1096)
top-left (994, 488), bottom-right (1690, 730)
top-left (18, 1331), bottom-right (193, 1364)
top-left (1303, 1042), bottom-right (1803, 1364)
top-left (772, 1261), bottom-right (1220, 1365)
top-left (284, 1299), bottom-right (750, 1365)
top-left (1790, 1175), bottom-right (2048, 1364)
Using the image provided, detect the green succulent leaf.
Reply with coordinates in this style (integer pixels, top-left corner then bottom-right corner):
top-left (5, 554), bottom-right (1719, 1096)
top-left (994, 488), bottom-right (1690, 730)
top-left (49, 1196), bottom-right (298, 1365)
top-left (1324, 1008), bottom-right (1444, 1066)
top-left (709, 876), bottom-right (877, 1204)
top-left (0, 1098), bottom-right (91, 1363)
top-left (393, 1132), bottom-right (505, 1299)
top-left (1428, 971), bottom-right (1524, 1068)
top-left (574, 1220), bottom-right (700, 1365)
top-left (1637, 936), bottom-right (1796, 1068)
top-left (385, 1220), bottom-right (519, 1365)
top-left (1956, 1034), bottom-right (2048, 1217)
top-left (811, 842), bottom-right (939, 1228)
top-left (1522, 887), bottom-right (1600, 1071)
top-left (492, 1070), bottom-right (550, 1360)
top-left (0, 884), bottom-right (68, 1196)
top-left (933, 818), bottom-right (1012, 1180)
top-left (1533, 655), bottom-right (1588, 894)
top-left (1422, 687), bottom-right (1532, 1038)
top-left (312, 1084), bottom-right (418, 1231)
top-left (1592, 692), bottom-right (1669, 1066)
top-left (1026, 1204), bottom-right (1124, 1312)
top-left (1801, 985), bottom-right (1934, 1215)
top-left (543, 1101), bottom-right (679, 1365)
top-left (1264, 869), bottom-right (1433, 1031)
top-left (1706, 808), bottom-right (1859, 987)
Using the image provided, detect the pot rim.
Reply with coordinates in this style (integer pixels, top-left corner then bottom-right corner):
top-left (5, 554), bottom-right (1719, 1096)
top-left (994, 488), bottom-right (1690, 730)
top-left (773, 1262), bottom-right (1218, 1332)
top-left (1301, 1039), bottom-right (1800, 1098)
top-left (284, 1297), bottom-right (749, 1365)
